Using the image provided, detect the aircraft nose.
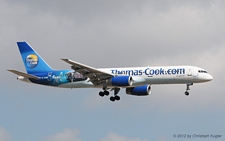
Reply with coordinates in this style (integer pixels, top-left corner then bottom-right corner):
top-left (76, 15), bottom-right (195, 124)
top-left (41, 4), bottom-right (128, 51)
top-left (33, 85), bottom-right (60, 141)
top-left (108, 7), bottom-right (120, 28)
top-left (207, 74), bottom-right (213, 81)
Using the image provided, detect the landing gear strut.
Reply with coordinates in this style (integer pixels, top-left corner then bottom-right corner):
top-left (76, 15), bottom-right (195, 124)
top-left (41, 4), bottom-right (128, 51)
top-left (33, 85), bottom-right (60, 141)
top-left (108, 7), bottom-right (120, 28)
top-left (185, 83), bottom-right (193, 96)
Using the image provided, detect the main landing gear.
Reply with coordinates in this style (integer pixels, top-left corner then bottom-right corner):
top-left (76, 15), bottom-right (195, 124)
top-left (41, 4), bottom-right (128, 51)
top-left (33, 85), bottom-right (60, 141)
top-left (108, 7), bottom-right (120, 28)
top-left (110, 88), bottom-right (120, 102)
top-left (99, 90), bottom-right (109, 97)
top-left (99, 88), bottom-right (120, 102)
top-left (185, 83), bottom-right (193, 96)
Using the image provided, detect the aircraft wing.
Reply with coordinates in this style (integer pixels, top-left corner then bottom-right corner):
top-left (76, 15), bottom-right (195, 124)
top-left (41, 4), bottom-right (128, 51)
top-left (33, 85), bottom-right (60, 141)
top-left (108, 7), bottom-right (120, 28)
top-left (61, 58), bottom-right (113, 85)
top-left (8, 70), bottom-right (40, 80)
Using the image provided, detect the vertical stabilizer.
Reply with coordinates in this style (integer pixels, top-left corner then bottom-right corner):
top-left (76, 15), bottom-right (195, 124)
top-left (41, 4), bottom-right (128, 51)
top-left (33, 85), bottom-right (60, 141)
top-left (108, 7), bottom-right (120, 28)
top-left (17, 42), bottom-right (53, 74)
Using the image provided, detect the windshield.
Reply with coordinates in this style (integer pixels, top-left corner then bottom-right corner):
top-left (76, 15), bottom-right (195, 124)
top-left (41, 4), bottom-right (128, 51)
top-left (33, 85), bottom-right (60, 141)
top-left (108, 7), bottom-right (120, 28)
top-left (198, 70), bottom-right (207, 73)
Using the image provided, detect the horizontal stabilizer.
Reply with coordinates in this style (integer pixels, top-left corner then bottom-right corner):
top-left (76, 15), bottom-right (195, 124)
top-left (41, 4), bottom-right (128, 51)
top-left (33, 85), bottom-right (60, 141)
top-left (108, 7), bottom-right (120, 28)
top-left (8, 70), bottom-right (40, 80)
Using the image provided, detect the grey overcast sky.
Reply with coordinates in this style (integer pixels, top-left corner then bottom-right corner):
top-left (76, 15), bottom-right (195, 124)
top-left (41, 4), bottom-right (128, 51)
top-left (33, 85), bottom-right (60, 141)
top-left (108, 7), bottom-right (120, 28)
top-left (0, 0), bottom-right (224, 141)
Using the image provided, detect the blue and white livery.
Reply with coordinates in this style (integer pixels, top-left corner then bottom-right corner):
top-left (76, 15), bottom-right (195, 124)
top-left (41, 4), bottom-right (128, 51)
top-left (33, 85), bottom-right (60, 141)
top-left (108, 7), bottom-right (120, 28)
top-left (8, 42), bottom-right (213, 101)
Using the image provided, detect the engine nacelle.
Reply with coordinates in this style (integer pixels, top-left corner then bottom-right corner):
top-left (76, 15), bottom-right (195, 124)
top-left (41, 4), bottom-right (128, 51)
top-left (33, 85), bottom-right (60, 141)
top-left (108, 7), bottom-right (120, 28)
top-left (126, 85), bottom-right (151, 96)
top-left (108, 76), bottom-right (132, 86)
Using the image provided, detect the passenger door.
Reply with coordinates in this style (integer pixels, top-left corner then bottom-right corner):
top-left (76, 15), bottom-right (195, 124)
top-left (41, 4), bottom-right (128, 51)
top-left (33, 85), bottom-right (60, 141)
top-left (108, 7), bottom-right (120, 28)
top-left (187, 69), bottom-right (192, 76)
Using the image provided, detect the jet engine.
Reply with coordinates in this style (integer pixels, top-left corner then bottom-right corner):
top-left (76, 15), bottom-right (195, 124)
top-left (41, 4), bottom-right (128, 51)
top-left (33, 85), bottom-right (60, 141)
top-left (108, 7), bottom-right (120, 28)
top-left (126, 85), bottom-right (151, 96)
top-left (108, 76), bottom-right (132, 86)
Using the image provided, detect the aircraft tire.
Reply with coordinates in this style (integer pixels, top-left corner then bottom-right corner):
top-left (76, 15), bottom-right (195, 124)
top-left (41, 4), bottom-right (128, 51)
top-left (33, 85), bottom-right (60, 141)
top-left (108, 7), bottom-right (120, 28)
top-left (115, 95), bottom-right (120, 101)
top-left (110, 96), bottom-right (115, 102)
top-left (99, 91), bottom-right (104, 97)
top-left (104, 90), bottom-right (109, 96)
top-left (185, 91), bottom-right (189, 96)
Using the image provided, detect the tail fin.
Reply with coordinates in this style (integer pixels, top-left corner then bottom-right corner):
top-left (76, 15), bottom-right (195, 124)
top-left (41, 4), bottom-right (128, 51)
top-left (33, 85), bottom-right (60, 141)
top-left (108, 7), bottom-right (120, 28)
top-left (17, 42), bottom-right (53, 74)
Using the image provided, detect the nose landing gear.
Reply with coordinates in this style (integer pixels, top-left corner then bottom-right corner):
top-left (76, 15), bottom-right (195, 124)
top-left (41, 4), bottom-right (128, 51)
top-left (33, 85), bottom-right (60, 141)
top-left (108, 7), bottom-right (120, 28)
top-left (185, 91), bottom-right (189, 96)
top-left (185, 83), bottom-right (193, 96)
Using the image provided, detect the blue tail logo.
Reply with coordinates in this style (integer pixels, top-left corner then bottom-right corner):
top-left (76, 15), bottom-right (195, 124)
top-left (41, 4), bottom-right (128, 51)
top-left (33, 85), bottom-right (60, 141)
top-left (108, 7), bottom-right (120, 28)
top-left (26, 54), bottom-right (39, 68)
top-left (17, 42), bottom-right (53, 74)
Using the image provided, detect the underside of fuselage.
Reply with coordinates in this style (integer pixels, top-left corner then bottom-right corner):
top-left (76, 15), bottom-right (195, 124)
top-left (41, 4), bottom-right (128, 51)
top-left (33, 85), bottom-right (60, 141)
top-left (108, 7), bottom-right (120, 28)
top-left (28, 73), bottom-right (210, 89)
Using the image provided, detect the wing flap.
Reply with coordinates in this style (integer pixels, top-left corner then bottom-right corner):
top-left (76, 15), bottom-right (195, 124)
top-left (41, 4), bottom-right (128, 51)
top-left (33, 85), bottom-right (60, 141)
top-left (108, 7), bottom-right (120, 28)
top-left (8, 70), bottom-right (40, 80)
top-left (61, 58), bottom-right (113, 85)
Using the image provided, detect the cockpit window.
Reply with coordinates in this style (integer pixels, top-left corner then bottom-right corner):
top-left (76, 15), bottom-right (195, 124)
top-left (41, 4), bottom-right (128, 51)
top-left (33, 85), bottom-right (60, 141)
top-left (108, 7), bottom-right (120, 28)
top-left (198, 70), bottom-right (207, 73)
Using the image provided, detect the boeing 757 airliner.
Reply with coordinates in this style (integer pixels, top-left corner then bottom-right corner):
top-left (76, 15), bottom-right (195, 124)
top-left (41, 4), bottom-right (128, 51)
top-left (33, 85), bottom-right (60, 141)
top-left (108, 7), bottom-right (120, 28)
top-left (8, 42), bottom-right (213, 101)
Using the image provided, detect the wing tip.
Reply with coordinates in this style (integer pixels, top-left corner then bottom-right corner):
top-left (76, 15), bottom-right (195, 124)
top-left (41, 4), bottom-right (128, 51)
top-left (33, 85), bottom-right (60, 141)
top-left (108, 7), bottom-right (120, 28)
top-left (61, 58), bottom-right (69, 61)
top-left (7, 69), bottom-right (15, 73)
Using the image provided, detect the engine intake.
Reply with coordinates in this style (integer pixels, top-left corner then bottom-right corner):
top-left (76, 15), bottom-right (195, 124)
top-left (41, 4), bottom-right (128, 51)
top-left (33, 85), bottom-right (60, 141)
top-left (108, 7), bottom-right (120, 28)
top-left (126, 85), bottom-right (151, 96)
top-left (108, 76), bottom-right (132, 86)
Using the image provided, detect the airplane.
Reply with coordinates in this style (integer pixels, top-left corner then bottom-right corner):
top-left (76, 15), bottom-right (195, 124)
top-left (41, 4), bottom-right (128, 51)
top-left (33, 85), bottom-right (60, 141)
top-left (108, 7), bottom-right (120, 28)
top-left (8, 42), bottom-right (213, 102)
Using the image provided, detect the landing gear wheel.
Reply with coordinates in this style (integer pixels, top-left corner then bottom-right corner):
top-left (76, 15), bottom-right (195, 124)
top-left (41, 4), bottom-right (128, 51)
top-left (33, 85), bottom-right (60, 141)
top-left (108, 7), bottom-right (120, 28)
top-left (99, 91), bottom-right (104, 97)
top-left (185, 91), bottom-right (189, 96)
top-left (115, 95), bottom-right (120, 101)
top-left (110, 96), bottom-right (115, 102)
top-left (104, 90), bottom-right (109, 96)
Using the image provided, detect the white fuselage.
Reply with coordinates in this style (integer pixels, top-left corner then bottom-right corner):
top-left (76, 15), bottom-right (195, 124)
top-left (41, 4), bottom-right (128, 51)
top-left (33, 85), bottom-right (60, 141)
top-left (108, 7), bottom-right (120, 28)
top-left (58, 66), bottom-right (213, 88)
